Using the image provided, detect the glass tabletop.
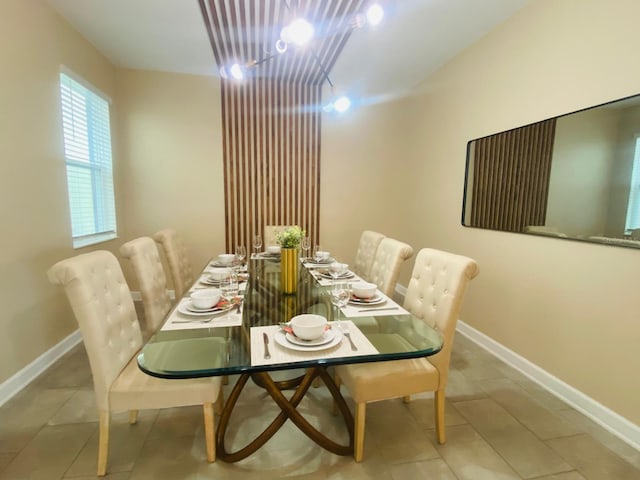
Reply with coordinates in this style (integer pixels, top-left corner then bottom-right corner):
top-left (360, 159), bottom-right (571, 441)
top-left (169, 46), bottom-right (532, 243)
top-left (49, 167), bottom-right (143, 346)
top-left (137, 258), bottom-right (443, 378)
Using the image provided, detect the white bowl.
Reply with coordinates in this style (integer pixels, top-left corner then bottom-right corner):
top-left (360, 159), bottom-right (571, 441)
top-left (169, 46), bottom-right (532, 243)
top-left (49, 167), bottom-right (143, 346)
top-left (218, 253), bottom-right (235, 266)
top-left (266, 245), bottom-right (281, 254)
top-left (290, 314), bottom-right (327, 340)
top-left (191, 288), bottom-right (221, 309)
top-left (315, 251), bottom-right (330, 261)
top-left (352, 282), bottom-right (377, 299)
top-left (209, 268), bottom-right (231, 281)
top-left (329, 262), bottom-right (348, 274)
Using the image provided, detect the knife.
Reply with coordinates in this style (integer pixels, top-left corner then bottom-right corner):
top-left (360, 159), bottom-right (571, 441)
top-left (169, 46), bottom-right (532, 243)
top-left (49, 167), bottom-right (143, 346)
top-left (262, 332), bottom-right (271, 359)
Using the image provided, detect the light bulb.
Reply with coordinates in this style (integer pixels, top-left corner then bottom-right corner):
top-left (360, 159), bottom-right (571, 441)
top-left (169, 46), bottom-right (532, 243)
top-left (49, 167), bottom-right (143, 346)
top-left (229, 63), bottom-right (244, 80)
top-left (334, 96), bottom-right (351, 113)
top-left (283, 18), bottom-right (314, 47)
top-left (366, 3), bottom-right (384, 26)
top-left (275, 39), bottom-right (288, 54)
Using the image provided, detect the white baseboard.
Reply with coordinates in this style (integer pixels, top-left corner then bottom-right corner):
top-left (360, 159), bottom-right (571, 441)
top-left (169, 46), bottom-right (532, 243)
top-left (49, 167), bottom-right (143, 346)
top-left (457, 320), bottom-right (640, 451)
top-left (0, 329), bottom-right (82, 407)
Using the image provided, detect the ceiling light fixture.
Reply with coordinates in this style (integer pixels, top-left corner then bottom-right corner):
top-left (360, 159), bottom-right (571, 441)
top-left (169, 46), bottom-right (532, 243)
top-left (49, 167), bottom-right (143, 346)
top-left (281, 17), bottom-right (314, 47)
top-left (221, 2), bottom-right (385, 112)
top-left (366, 3), bottom-right (384, 27)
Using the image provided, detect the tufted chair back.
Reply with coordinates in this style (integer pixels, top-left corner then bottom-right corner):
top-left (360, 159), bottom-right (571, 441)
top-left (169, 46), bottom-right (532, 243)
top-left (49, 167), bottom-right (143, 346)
top-left (368, 237), bottom-right (414, 297)
top-left (403, 248), bottom-right (479, 388)
top-left (264, 225), bottom-right (294, 248)
top-left (120, 237), bottom-right (172, 338)
top-left (47, 251), bottom-right (143, 411)
top-left (352, 230), bottom-right (385, 281)
top-left (153, 228), bottom-right (194, 299)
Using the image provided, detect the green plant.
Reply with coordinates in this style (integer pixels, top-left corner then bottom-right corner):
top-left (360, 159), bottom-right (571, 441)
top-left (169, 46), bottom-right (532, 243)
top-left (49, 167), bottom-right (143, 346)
top-left (276, 226), bottom-right (305, 249)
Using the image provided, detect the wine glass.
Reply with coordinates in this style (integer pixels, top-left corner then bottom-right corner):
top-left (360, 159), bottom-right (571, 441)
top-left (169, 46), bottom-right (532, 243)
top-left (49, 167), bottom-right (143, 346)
top-left (253, 234), bottom-right (263, 255)
top-left (330, 282), bottom-right (351, 324)
top-left (301, 236), bottom-right (311, 260)
top-left (235, 245), bottom-right (246, 265)
top-left (220, 275), bottom-right (239, 307)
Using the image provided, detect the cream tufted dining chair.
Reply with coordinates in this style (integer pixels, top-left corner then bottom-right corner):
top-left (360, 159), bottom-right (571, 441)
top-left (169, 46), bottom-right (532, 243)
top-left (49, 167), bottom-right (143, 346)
top-left (352, 230), bottom-right (385, 281)
top-left (335, 248), bottom-right (479, 461)
top-left (47, 250), bottom-right (222, 476)
top-left (368, 237), bottom-right (414, 297)
top-left (120, 236), bottom-right (172, 340)
top-left (153, 228), bottom-right (195, 299)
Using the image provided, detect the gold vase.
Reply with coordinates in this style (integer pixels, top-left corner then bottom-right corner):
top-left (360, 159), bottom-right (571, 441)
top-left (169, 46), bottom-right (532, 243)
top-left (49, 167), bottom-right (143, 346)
top-left (280, 247), bottom-right (299, 294)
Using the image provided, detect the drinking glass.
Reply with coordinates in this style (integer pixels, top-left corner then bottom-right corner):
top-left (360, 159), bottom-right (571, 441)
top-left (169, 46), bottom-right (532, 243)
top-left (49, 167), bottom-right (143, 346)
top-left (330, 282), bottom-right (351, 323)
top-left (301, 236), bottom-right (311, 259)
top-left (235, 245), bottom-right (246, 265)
top-left (313, 245), bottom-right (323, 263)
top-left (253, 234), bottom-right (263, 255)
top-left (220, 275), bottom-right (239, 306)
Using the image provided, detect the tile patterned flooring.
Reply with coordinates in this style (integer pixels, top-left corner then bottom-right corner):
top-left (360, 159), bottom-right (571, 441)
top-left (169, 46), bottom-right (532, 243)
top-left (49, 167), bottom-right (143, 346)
top-left (1, 332), bottom-right (639, 479)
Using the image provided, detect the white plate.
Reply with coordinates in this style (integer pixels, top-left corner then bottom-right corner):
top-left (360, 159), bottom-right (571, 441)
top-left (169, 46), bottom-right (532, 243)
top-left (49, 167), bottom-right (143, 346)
top-left (274, 329), bottom-right (343, 352)
top-left (200, 277), bottom-right (224, 286)
top-left (210, 261), bottom-right (235, 268)
top-left (178, 302), bottom-right (233, 316)
top-left (285, 329), bottom-right (336, 347)
top-left (349, 294), bottom-right (386, 306)
top-left (317, 270), bottom-right (354, 280)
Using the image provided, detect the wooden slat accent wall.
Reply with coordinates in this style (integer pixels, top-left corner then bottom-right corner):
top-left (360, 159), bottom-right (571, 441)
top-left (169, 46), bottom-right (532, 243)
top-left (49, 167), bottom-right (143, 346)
top-left (470, 119), bottom-right (557, 232)
top-left (221, 78), bottom-right (321, 251)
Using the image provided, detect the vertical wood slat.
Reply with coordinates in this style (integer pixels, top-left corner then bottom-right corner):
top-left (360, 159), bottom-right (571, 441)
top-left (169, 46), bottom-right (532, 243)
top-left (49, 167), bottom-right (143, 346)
top-left (221, 78), bottom-right (321, 252)
top-left (470, 119), bottom-right (556, 232)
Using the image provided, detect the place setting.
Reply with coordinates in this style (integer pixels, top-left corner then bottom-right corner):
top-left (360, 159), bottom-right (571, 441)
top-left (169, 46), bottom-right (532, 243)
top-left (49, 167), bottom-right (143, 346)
top-left (303, 246), bottom-right (334, 268)
top-left (275, 314), bottom-right (343, 352)
top-left (250, 314), bottom-right (378, 367)
top-left (338, 281), bottom-right (411, 318)
top-left (163, 282), bottom-right (244, 331)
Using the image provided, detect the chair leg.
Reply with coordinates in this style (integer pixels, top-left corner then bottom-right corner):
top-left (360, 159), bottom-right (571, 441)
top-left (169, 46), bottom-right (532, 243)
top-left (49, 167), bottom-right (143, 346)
top-left (222, 375), bottom-right (229, 385)
top-left (128, 410), bottom-right (138, 424)
top-left (97, 411), bottom-right (110, 476)
top-left (203, 403), bottom-right (216, 462)
top-left (435, 389), bottom-right (446, 444)
top-left (354, 402), bottom-right (366, 462)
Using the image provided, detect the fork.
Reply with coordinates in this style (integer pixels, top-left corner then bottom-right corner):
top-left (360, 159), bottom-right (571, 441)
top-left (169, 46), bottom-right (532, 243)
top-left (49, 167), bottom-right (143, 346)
top-left (341, 323), bottom-right (358, 351)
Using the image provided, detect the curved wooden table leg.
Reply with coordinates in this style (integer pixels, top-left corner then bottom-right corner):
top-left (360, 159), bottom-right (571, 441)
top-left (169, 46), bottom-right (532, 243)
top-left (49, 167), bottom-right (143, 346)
top-left (216, 366), bottom-right (354, 462)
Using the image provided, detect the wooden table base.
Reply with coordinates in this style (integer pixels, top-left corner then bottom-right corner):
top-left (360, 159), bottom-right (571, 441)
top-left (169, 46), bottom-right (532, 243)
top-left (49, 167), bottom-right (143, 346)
top-left (216, 366), bottom-right (354, 462)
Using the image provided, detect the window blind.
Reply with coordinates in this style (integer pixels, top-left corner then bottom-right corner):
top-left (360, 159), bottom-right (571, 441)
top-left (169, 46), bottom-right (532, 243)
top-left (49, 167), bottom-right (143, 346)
top-left (59, 72), bottom-right (116, 247)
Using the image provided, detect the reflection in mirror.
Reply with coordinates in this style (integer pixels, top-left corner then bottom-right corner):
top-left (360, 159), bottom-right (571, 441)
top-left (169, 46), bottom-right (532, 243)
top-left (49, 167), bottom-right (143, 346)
top-left (462, 93), bottom-right (640, 249)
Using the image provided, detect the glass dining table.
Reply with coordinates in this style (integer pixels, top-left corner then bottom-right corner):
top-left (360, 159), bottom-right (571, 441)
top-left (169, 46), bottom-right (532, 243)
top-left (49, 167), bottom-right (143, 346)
top-left (137, 256), bottom-right (443, 462)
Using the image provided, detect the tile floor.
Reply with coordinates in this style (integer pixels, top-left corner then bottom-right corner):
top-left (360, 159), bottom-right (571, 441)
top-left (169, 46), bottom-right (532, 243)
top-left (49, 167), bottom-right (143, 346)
top-left (1, 331), bottom-right (639, 479)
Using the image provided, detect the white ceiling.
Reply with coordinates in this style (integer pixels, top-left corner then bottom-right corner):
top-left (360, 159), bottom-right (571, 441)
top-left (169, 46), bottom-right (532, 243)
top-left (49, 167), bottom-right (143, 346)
top-left (47, 0), bottom-right (529, 98)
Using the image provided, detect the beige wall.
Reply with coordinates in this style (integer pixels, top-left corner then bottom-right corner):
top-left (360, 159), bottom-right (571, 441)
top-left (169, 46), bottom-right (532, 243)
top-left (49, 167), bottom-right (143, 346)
top-left (320, 96), bottom-right (418, 275)
top-left (0, 2), bottom-right (226, 386)
top-left (398, 0), bottom-right (640, 425)
top-left (0, 0), bottom-right (118, 384)
top-left (548, 108), bottom-right (619, 236)
top-left (114, 69), bottom-right (225, 289)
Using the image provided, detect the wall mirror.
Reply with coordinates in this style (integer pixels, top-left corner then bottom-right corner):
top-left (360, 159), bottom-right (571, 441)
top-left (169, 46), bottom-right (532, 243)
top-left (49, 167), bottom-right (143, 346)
top-left (462, 93), bottom-right (640, 249)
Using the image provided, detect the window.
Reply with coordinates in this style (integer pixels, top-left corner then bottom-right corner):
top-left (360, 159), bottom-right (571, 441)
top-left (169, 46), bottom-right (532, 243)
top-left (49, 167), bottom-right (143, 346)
top-left (59, 70), bottom-right (117, 248)
top-left (624, 137), bottom-right (640, 234)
